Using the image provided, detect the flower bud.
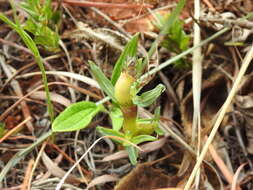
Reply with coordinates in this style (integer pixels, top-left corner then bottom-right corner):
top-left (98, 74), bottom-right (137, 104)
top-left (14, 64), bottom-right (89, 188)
top-left (114, 72), bottom-right (135, 107)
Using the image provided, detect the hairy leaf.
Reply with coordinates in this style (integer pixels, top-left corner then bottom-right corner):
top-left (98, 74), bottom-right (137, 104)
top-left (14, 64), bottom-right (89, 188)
top-left (97, 126), bottom-right (125, 144)
top-left (109, 106), bottom-right (123, 131)
top-left (131, 135), bottom-right (157, 145)
top-left (125, 146), bottom-right (138, 165)
top-left (133, 84), bottom-right (166, 107)
top-left (89, 61), bottom-right (116, 102)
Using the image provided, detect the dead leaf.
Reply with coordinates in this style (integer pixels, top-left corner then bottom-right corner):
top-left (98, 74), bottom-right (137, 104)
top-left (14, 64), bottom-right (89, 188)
top-left (102, 137), bottom-right (167, 162)
top-left (87, 174), bottom-right (119, 189)
top-left (41, 151), bottom-right (82, 184)
top-left (114, 163), bottom-right (178, 190)
top-left (30, 91), bottom-right (71, 107)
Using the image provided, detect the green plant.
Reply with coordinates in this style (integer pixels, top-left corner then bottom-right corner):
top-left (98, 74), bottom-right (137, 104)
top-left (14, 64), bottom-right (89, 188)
top-left (52, 34), bottom-right (165, 164)
top-left (0, 0), bottom-right (54, 122)
top-left (153, 13), bottom-right (190, 67)
top-left (0, 0), bottom-right (233, 181)
top-left (0, 122), bottom-right (6, 138)
top-left (20, 0), bottom-right (61, 51)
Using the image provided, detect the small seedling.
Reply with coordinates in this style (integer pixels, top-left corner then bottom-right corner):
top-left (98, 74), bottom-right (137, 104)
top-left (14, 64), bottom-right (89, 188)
top-left (153, 13), bottom-right (190, 67)
top-left (20, 0), bottom-right (60, 51)
top-left (52, 34), bottom-right (166, 164)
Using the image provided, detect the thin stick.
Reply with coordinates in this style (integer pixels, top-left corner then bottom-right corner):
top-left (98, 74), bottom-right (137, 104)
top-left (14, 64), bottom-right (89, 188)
top-left (63, 0), bottom-right (153, 8)
top-left (56, 135), bottom-right (142, 190)
top-left (207, 136), bottom-right (238, 188)
top-left (20, 159), bottom-right (34, 190)
top-left (0, 116), bottom-right (32, 143)
top-left (27, 141), bottom-right (48, 190)
top-left (183, 44), bottom-right (253, 190)
top-left (231, 163), bottom-right (246, 190)
top-left (140, 27), bottom-right (230, 82)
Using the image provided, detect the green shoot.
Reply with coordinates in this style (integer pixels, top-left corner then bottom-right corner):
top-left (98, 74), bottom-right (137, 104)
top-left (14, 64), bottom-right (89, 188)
top-left (0, 1), bottom-right (54, 122)
top-left (153, 13), bottom-right (190, 67)
top-left (20, 0), bottom-right (60, 51)
top-left (51, 34), bottom-right (164, 164)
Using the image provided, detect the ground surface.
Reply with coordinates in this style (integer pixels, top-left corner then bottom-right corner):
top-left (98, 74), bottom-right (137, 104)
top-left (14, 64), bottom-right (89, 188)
top-left (0, 0), bottom-right (253, 189)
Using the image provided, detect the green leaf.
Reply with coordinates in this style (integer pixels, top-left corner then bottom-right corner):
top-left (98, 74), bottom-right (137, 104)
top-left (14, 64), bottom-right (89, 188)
top-left (136, 58), bottom-right (144, 78)
top-left (0, 122), bottom-right (6, 138)
top-left (52, 101), bottom-right (101, 132)
top-left (131, 135), bottom-right (157, 145)
top-left (125, 146), bottom-right (138, 165)
top-left (89, 61), bottom-right (116, 102)
top-left (109, 106), bottom-right (123, 131)
top-left (142, 0), bottom-right (186, 72)
top-left (155, 126), bottom-right (164, 136)
top-left (20, 2), bottom-right (39, 20)
top-left (133, 84), bottom-right (166, 107)
top-left (0, 13), bottom-right (18, 30)
top-left (0, 3), bottom-right (55, 122)
top-left (33, 25), bottom-right (59, 51)
top-left (111, 33), bottom-right (139, 85)
top-left (96, 126), bottom-right (125, 144)
top-left (154, 106), bottom-right (161, 122)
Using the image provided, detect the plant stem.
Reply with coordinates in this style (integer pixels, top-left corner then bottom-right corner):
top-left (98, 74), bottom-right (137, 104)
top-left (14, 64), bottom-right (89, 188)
top-left (140, 27), bottom-right (230, 82)
top-left (142, 0), bottom-right (186, 72)
top-left (121, 106), bottom-right (138, 135)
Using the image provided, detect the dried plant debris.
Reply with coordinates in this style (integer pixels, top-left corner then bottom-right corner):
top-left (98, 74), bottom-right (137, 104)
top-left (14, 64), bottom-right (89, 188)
top-left (72, 22), bottom-right (128, 51)
top-left (114, 163), bottom-right (178, 190)
top-left (1, 0), bottom-right (253, 189)
top-left (235, 74), bottom-right (253, 155)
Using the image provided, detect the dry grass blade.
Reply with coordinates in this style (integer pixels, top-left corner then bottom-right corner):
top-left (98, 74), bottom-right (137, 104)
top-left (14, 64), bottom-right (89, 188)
top-left (56, 136), bottom-right (142, 190)
top-left (184, 44), bottom-right (253, 190)
top-left (0, 116), bottom-right (32, 143)
top-left (17, 71), bottom-right (100, 88)
top-left (155, 188), bottom-right (182, 190)
top-left (86, 174), bottom-right (119, 189)
top-left (41, 151), bottom-right (83, 184)
top-left (102, 137), bottom-right (167, 162)
top-left (27, 141), bottom-right (48, 190)
top-left (63, 0), bottom-right (153, 8)
top-left (192, 0), bottom-right (202, 188)
top-left (20, 159), bottom-right (34, 190)
top-left (207, 136), bottom-right (238, 188)
top-left (0, 54), bottom-right (33, 131)
top-left (231, 163), bottom-right (246, 190)
top-left (30, 91), bottom-right (71, 107)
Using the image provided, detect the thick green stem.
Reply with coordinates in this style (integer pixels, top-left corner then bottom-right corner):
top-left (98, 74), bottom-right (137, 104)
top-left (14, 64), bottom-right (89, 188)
top-left (121, 106), bottom-right (137, 136)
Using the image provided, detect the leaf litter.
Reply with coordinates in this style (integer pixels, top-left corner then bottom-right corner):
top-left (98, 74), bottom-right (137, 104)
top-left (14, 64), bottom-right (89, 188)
top-left (0, 0), bottom-right (253, 189)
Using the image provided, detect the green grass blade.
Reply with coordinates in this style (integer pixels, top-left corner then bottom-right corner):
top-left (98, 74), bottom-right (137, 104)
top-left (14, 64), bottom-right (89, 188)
top-left (142, 0), bottom-right (186, 72)
top-left (111, 33), bottom-right (139, 85)
top-left (89, 61), bottom-right (116, 102)
top-left (0, 12), bottom-right (54, 122)
top-left (0, 130), bottom-right (53, 182)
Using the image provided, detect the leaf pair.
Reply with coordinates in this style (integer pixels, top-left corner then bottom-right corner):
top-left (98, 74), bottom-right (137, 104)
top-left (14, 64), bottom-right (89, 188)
top-left (52, 33), bottom-right (140, 133)
top-left (89, 33), bottom-right (140, 99)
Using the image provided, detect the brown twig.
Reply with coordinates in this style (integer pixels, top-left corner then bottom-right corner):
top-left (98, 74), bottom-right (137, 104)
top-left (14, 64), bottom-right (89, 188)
top-left (206, 136), bottom-right (241, 190)
top-left (20, 159), bottom-right (34, 190)
top-left (201, 0), bottom-right (216, 12)
top-left (49, 143), bottom-right (91, 176)
top-left (63, 0), bottom-right (153, 9)
top-left (0, 116), bottom-right (32, 144)
top-left (0, 81), bottom-right (101, 121)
